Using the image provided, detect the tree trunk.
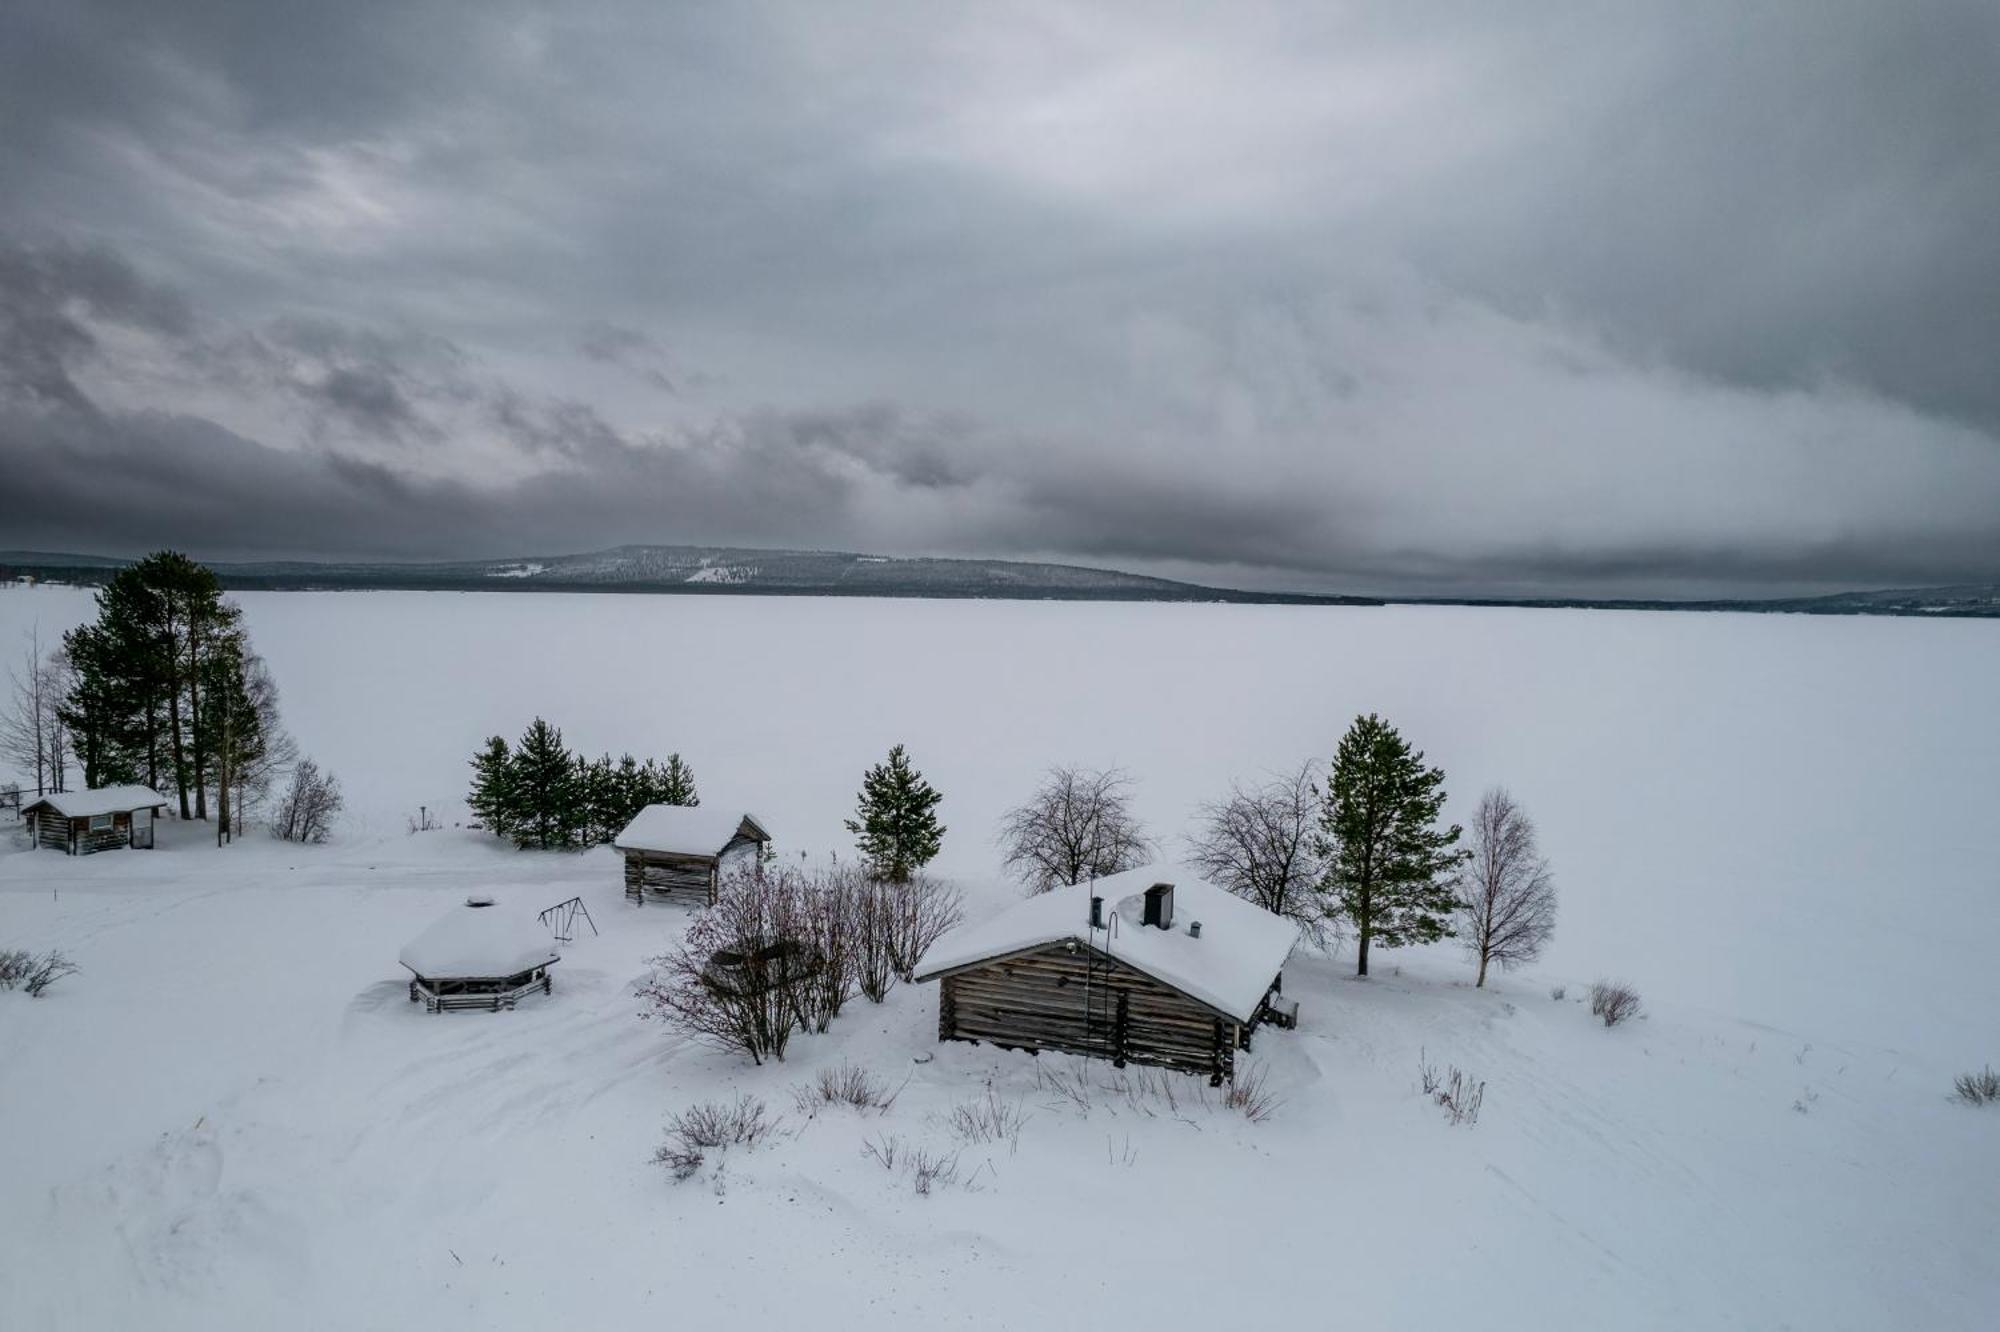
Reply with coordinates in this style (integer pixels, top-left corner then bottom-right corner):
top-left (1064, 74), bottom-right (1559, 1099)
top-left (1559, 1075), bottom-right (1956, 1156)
top-left (1475, 951), bottom-right (1488, 988)
top-left (189, 621), bottom-right (206, 821)
top-left (1357, 921), bottom-right (1371, 976)
top-left (167, 681), bottom-right (190, 819)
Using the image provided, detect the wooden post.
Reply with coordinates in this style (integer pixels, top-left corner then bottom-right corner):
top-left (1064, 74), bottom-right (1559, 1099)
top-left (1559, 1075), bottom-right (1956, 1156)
top-left (1113, 991), bottom-right (1129, 1068)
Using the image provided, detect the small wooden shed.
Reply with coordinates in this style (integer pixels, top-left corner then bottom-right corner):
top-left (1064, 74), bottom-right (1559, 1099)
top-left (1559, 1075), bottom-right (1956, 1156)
top-left (399, 897), bottom-right (561, 1013)
top-left (913, 865), bottom-right (1300, 1084)
top-left (613, 806), bottom-right (770, 907)
top-left (20, 785), bottom-right (168, 855)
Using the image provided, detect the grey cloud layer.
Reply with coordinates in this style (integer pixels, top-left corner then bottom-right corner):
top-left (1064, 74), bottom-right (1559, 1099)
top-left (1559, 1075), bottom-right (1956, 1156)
top-left (1, 2), bottom-right (1996, 594)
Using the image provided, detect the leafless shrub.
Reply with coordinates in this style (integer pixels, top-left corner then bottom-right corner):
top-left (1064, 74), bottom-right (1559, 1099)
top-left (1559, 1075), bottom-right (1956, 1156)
top-left (1186, 762), bottom-right (1336, 947)
top-left (0, 948), bottom-right (34, 989)
top-left (1955, 1066), bottom-right (2000, 1106)
top-left (1222, 1062), bottom-right (1281, 1123)
top-left (21, 950), bottom-right (78, 998)
top-left (270, 758), bottom-right (342, 843)
top-left (907, 1145), bottom-right (962, 1195)
top-left (945, 1085), bottom-right (1030, 1151)
top-left (640, 867), bottom-right (815, 1064)
top-left (793, 1062), bottom-right (901, 1116)
top-left (884, 873), bottom-right (964, 979)
top-left (653, 1095), bottom-right (779, 1180)
top-left (849, 876), bottom-right (899, 1002)
top-left (1034, 1061), bottom-right (1095, 1114)
top-left (860, 1134), bottom-right (902, 1172)
top-left (1550, 984), bottom-right (1566, 1001)
top-left (794, 866), bottom-right (859, 1033)
top-left (1418, 1048), bottom-right (1484, 1126)
top-left (1457, 788), bottom-right (1557, 986)
top-left (1589, 980), bottom-right (1643, 1028)
top-left (998, 765), bottom-right (1151, 894)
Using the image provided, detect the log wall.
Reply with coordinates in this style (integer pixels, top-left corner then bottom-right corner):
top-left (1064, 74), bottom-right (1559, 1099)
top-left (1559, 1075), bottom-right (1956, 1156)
top-left (937, 942), bottom-right (1244, 1082)
top-left (624, 850), bottom-right (717, 906)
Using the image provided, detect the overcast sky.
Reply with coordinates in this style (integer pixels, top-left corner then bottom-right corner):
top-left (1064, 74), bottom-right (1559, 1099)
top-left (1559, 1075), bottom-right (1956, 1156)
top-left (2, 1), bottom-right (1996, 596)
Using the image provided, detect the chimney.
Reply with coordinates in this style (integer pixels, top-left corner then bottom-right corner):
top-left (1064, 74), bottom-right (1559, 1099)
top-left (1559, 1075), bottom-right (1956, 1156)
top-left (1142, 882), bottom-right (1175, 930)
top-left (1089, 895), bottom-right (1104, 929)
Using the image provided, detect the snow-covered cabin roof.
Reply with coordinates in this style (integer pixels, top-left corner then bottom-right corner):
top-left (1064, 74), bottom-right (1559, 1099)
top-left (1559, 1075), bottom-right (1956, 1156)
top-left (399, 901), bottom-right (561, 979)
top-left (20, 785), bottom-right (169, 818)
top-left (613, 805), bottom-right (769, 857)
top-left (913, 863), bottom-right (1300, 1024)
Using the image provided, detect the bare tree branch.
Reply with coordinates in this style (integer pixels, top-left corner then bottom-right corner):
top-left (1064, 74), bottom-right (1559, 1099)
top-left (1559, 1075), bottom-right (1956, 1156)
top-left (996, 765), bottom-right (1151, 894)
top-left (1185, 761), bottom-right (1337, 947)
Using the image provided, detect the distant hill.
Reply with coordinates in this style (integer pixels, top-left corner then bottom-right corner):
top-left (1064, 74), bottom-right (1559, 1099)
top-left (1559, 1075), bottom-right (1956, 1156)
top-left (0, 546), bottom-right (1375, 606)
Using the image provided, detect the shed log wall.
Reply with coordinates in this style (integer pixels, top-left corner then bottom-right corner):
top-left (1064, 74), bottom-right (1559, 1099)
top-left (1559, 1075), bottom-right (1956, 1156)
top-left (937, 942), bottom-right (1242, 1082)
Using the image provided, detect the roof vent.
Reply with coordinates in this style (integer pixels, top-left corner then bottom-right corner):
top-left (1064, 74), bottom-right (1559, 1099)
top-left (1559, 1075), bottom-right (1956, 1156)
top-left (1142, 882), bottom-right (1175, 930)
top-left (1188, 920), bottom-right (1202, 939)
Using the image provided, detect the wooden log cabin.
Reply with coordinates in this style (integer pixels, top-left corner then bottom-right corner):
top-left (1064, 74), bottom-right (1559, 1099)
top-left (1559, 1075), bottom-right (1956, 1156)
top-left (913, 865), bottom-right (1301, 1084)
top-left (20, 785), bottom-right (168, 855)
top-left (613, 806), bottom-right (771, 907)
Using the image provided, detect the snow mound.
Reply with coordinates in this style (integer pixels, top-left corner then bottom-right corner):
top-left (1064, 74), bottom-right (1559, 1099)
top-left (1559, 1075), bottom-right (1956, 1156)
top-left (398, 902), bottom-right (559, 979)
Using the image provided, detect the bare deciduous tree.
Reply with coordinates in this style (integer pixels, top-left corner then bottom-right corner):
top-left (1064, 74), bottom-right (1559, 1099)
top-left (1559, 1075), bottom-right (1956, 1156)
top-left (997, 765), bottom-right (1151, 894)
top-left (0, 628), bottom-right (68, 797)
top-left (1185, 761), bottom-right (1334, 946)
top-left (1457, 787), bottom-right (1557, 986)
top-left (641, 865), bottom-right (810, 1063)
top-left (270, 758), bottom-right (343, 843)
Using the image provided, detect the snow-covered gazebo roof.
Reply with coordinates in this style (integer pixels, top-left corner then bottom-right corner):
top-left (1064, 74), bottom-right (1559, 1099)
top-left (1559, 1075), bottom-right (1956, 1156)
top-left (399, 900), bottom-right (561, 980)
top-left (613, 806), bottom-right (769, 858)
top-left (20, 785), bottom-right (169, 818)
top-left (914, 864), bottom-right (1300, 1024)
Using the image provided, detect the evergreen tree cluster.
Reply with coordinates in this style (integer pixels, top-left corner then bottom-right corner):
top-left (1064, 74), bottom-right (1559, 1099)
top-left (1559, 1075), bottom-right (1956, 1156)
top-left (469, 718), bottom-right (698, 849)
top-left (56, 551), bottom-right (293, 834)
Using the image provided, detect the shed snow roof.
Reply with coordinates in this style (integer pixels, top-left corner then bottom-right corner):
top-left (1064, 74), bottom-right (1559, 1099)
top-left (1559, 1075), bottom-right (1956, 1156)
top-left (399, 901), bottom-right (561, 979)
top-left (613, 805), bottom-right (768, 857)
top-left (913, 863), bottom-right (1300, 1024)
top-left (21, 785), bottom-right (169, 818)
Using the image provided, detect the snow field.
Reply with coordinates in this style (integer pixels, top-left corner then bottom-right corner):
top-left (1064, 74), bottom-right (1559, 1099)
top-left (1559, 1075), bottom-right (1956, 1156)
top-left (2, 585), bottom-right (1997, 1327)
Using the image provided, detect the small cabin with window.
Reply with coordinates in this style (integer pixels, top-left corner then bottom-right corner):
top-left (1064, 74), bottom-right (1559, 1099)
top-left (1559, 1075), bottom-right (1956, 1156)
top-left (20, 786), bottom-right (169, 855)
top-left (913, 864), bottom-right (1301, 1084)
top-left (613, 806), bottom-right (770, 906)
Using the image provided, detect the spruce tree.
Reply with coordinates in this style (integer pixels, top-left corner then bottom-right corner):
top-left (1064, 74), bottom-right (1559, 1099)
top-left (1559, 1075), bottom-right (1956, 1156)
top-left (507, 718), bottom-right (579, 849)
top-left (653, 753), bottom-right (699, 807)
top-left (468, 736), bottom-right (515, 838)
top-left (1317, 713), bottom-right (1468, 976)
top-left (844, 743), bottom-right (944, 883)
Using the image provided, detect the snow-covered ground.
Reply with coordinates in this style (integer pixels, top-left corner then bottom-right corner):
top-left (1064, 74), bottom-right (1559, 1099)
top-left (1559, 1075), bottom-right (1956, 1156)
top-left (2, 586), bottom-right (1996, 1328)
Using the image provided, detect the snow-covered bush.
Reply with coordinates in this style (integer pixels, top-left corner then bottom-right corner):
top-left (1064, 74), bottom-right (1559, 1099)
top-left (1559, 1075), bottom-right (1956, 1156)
top-left (271, 758), bottom-right (342, 843)
top-left (652, 1095), bottom-right (779, 1181)
top-left (1589, 980), bottom-right (1643, 1027)
top-left (1955, 1066), bottom-right (2000, 1106)
top-left (791, 1062), bottom-right (901, 1116)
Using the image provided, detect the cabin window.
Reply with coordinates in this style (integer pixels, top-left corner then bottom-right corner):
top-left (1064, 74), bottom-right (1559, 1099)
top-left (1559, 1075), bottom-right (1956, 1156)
top-left (89, 813), bottom-right (113, 831)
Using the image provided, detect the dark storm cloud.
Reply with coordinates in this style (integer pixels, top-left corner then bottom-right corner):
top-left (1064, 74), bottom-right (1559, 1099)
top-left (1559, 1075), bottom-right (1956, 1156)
top-left (0, 2), bottom-right (1996, 595)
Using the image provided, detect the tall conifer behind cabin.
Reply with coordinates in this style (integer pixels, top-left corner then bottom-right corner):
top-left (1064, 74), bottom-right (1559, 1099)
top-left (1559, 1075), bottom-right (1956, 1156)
top-left (845, 743), bottom-right (945, 883)
top-left (1317, 713), bottom-right (1469, 977)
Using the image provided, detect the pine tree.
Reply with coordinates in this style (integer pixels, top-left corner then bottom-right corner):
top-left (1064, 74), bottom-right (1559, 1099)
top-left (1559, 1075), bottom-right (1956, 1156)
top-left (844, 743), bottom-right (944, 883)
top-left (1317, 713), bottom-right (1468, 976)
top-left (467, 736), bottom-right (515, 838)
top-left (507, 718), bottom-right (579, 849)
top-left (652, 753), bottom-right (699, 807)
